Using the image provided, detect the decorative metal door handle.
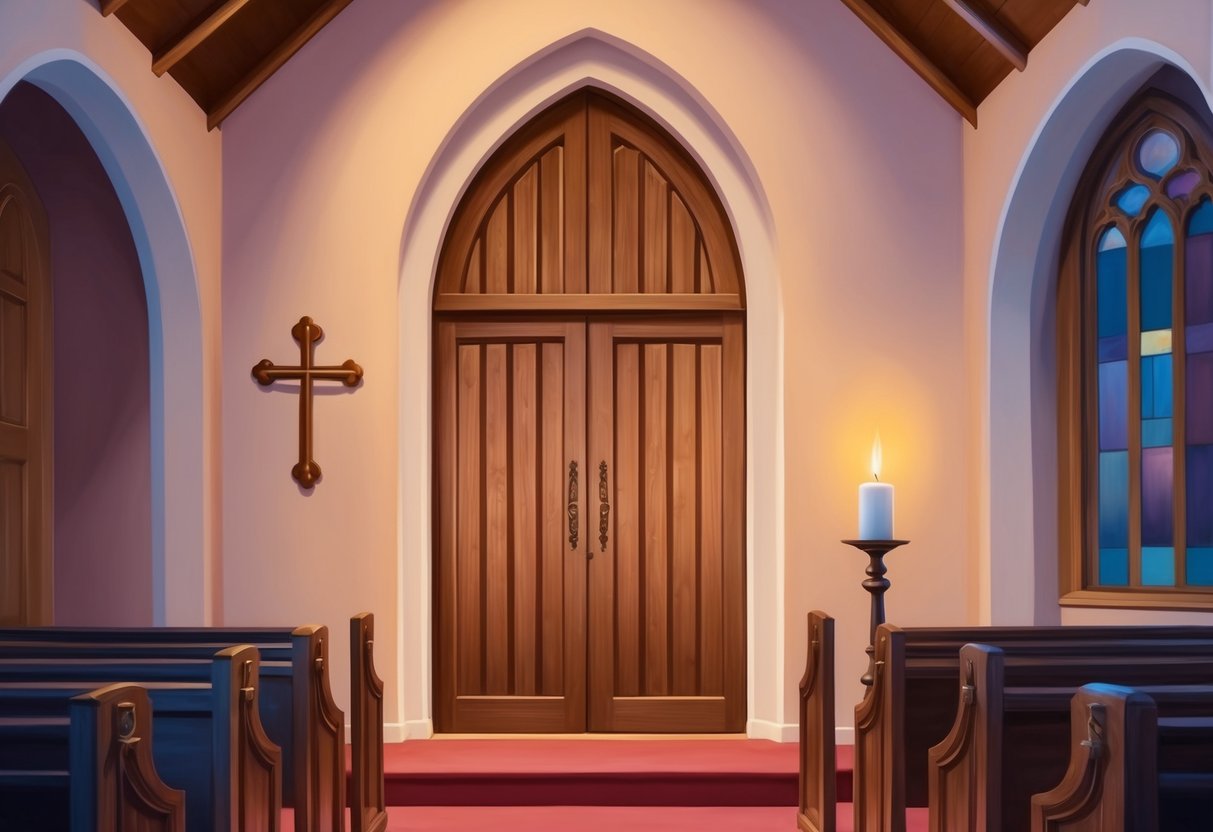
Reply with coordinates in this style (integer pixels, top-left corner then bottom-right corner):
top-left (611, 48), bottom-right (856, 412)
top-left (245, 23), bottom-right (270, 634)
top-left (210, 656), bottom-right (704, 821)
top-left (599, 461), bottom-right (610, 552)
top-left (567, 461), bottom-right (579, 550)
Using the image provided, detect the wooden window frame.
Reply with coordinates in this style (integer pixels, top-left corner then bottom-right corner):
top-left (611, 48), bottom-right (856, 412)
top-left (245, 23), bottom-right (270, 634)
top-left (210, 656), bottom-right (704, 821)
top-left (1059, 91), bottom-right (1213, 611)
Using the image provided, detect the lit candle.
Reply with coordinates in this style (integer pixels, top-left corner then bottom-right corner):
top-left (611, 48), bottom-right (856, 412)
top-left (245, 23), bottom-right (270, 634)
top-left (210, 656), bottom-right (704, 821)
top-left (858, 435), bottom-right (893, 539)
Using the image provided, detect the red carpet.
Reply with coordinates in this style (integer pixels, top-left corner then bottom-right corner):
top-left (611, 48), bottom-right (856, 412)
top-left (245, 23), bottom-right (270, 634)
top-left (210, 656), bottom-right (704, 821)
top-left (382, 738), bottom-right (809, 806)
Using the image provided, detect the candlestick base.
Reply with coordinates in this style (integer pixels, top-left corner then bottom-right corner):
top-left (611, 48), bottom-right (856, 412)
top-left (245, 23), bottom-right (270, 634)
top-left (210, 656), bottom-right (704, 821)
top-left (842, 539), bottom-right (909, 687)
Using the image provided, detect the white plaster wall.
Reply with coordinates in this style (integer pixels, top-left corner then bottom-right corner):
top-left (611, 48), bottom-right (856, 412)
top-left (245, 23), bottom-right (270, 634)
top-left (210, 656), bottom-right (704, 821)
top-left (220, 0), bottom-right (966, 737)
top-left (0, 0), bottom-right (222, 626)
top-left (968, 0), bottom-right (1213, 626)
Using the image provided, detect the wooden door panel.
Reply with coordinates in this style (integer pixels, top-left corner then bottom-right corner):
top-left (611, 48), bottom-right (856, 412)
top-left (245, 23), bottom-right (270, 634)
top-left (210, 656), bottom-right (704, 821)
top-left (435, 321), bottom-right (586, 732)
top-left (0, 141), bottom-right (49, 627)
top-left (588, 317), bottom-right (744, 732)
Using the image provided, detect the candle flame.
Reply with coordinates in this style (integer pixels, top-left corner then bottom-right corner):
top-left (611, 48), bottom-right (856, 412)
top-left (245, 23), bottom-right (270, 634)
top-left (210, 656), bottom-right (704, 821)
top-left (871, 434), bottom-right (882, 481)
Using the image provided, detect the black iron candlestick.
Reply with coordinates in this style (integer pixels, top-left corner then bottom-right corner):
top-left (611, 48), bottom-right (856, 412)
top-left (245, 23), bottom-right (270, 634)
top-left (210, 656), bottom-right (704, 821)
top-left (842, 538), bottom-right (909, 687)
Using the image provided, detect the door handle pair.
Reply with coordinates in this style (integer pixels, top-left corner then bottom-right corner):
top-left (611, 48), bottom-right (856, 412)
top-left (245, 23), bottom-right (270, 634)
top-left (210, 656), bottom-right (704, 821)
top-left (567, 460), bottom-right (610, 555)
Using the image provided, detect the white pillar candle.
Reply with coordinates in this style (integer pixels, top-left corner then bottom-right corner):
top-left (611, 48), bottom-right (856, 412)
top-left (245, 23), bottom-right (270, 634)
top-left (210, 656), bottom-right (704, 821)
top-left (858, 434), bottom-right (894, 539)
top-left (858, 482), bottom-right (894, 539)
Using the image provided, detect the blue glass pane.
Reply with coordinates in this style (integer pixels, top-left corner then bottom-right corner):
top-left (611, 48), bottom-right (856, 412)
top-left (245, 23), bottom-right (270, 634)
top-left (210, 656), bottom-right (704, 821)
top-left (1099, 361), bottom-right (1128, 450)
top-left (1187, 353), bottom-right (1213, 445)
top-left (1099, 450), bottom-right (1129, 549)
top-left (1142, 547), bottom-right (1176, 586)
top-left (1099, 548), bottom-right (1129, 586)
top-left (1153, 353), bottom-right (1173, 418)
top-left (1187, 548), bottom-right (1213, 586)
top-left (1098, 230), bottom-right (1127, 339)
top-left (1167, 169), bottom-right (1201, 198)
top-left (1140, 212), bottom-right (1174, 332)
top-left (1141, 446), bottom-right (1174, 547)
top-left (1099, 335), bottom-right (1128, 362)
top-left (1191, 199), bottom-right (1213, 235)
top-left (1142, 418), bottom-right (1173, 447)
top-left (1141, 355), bottom-right (1171, 418)
top-left (1115, 183), bottom-right (1150, 216)
top-left (1138, 129), bottom-right (1180, 178)
top-left (1186, 225), bottom-right (1213, 325)
top-left (1186, 445), bottom-right (1213, 546)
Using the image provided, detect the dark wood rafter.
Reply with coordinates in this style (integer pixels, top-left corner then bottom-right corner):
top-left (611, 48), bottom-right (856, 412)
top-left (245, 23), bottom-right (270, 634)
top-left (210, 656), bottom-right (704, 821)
top-left (152, 0), bottom-right (254, 76)
top-left (205, 0), bottom-right (355, 129)
top-left (942, 0), bottom-right (1029, 71)
top-left (837, 0), bottom-right (979, 126)
top-left (99, 0), bottom-right (132, 16)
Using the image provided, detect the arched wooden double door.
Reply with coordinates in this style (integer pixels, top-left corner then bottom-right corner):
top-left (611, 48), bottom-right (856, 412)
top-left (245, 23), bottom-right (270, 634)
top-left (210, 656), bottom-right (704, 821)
top-left (433, 91), bottom-right (745, 733)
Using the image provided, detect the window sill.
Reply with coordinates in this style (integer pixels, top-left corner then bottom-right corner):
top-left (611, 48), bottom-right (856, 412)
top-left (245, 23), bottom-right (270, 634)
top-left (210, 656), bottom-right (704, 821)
top-left (1060, 588), bottom-right (1213, 612)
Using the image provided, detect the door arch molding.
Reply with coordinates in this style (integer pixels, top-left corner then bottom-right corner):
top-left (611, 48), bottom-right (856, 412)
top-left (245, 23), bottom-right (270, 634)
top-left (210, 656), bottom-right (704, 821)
top-left (397, 30), bottom-right (787, 740)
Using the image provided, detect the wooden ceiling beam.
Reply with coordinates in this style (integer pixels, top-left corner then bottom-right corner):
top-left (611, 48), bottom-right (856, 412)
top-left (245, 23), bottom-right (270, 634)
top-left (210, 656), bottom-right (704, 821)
top-left (837, 0), bottom-right (978, 126)
top-left (942, 0), bottom-right (1028, 71)
top-left (99, 0), bottom-right (132, 16)
top-left (205, 0), bottom-right (355, 130)
top-left (152, 0), bottom-right (254, 77)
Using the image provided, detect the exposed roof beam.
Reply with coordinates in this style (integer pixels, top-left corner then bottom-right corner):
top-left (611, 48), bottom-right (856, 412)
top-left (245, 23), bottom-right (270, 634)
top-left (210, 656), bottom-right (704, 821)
top-left (153, 0), bottom-right (254, 77)
top-left (99, 0), bottom-right (132, 15)
top-left (942, 0), bottom-right (1028, 71)
top-left (206, 0), bottom-right (355, 130)
top-left (838, 0), bottom-right (978, 126)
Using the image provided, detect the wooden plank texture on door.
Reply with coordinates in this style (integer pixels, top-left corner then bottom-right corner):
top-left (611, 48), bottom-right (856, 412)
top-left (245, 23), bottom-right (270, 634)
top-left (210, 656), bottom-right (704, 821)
top-left (587, 317), bottom-right (745, 732)
top-left (434, 321), bottom-right (587, 732)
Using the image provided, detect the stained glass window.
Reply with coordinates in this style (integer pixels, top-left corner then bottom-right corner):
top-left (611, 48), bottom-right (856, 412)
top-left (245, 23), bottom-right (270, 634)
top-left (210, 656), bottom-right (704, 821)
top-left (1067, 99), bottom-right (1213, 605)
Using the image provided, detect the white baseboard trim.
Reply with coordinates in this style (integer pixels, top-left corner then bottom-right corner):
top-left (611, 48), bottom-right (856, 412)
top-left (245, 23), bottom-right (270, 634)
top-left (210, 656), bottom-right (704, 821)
top-left (835, 726), bottom-right (854, 745)
top-left (347, 723), bottom-right (414, 743)
top-left (746, 719), bottom-right (798, 742)
top-left (400, 719), bottom-right (433, 741)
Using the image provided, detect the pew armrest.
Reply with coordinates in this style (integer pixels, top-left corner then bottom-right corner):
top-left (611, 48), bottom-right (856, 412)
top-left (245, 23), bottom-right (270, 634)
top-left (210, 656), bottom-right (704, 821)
top-left (1030, 684), bottom-right (1158, 832)
top-left (291, 625), bottom-right (346, 832)
top-left (798, 611), bottom-right (836, 832)
top-left (351, 612), bottom-right (388, 832)
top-left (70, 683), bottom-right (186, 832)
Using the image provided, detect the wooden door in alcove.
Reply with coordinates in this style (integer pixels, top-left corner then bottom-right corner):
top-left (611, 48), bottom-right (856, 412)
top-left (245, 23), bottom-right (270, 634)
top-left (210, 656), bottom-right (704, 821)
top-left (0, 139), bottom-right (51, 626)
top-left (433, 90), bottom-right (746, 733)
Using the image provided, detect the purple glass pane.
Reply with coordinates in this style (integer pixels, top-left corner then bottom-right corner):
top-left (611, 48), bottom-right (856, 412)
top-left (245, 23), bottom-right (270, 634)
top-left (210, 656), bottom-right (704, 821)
top-left (1141, 446), bottom-right (1174, 546)
top-left (1186, 232), bottom-right (1213, 326)
top-left (1187, 352), bottom-right (1213, 445)
top-left (1167, 169), bottom-right (1201, 198)
top-left (1099, 336), bottom-right (1128, 362)
top-left (1099, 361), bottom-right (1128, 451)
top-left (1138, 129), bottom-right (1180, 178)
top-left (1186, 445), bottom-right (1213, 547)
top-left (1187, 322), bottom-right (1213, 354)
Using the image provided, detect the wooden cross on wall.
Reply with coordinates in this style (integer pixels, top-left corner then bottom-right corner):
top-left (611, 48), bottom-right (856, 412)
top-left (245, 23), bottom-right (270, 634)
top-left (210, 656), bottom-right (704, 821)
top-left (252, 316), bottom-right (363, 489)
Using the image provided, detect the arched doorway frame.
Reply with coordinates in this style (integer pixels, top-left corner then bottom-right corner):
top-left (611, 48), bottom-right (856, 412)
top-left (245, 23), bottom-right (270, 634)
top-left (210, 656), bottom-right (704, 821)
top-left (986, 40), bottom-right (1213, 625)
top-left (0, 52), bottom-right (208, 626)
top-left (397, 29), bottom-right (787, 740)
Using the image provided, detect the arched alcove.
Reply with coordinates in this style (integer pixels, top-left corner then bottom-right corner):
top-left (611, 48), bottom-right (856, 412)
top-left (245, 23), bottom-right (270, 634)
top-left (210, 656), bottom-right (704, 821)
top-left (397, 30), bottom-right (785, 740)
top-left (987, 41), bottom-right (1213, 624)
top-left (0, 81), bottom-right (152, 624)
top-left (0, 55), bottom-right (207, 625)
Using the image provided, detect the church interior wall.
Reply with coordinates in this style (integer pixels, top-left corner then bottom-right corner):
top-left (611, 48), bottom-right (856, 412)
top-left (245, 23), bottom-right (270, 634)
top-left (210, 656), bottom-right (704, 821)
top-left (965, 0), bottom-right (1213, 628)
top-left (218, 0), bottom-right (967, 738)
top-left (0, 82), bottom-right (152, 626)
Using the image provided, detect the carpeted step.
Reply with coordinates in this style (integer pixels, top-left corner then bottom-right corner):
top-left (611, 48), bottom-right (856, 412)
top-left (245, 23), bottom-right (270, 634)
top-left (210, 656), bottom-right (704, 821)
top-left (382, 739), bottom-right (805, 806)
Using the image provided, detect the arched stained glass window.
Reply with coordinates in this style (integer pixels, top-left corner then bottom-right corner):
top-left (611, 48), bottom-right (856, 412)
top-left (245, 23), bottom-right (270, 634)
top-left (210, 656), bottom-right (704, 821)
top-left (1060, 91), bottom-right (1213, 608)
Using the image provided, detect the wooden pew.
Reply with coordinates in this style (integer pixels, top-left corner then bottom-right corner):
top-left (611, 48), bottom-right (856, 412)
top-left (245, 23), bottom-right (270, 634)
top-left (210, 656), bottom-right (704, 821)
top-left (0, 645), bottom-right (281, 832)
top-left (0, 624), bottom-right (344, 832)
top-left (928, 644), bottom-right (1213, 831)
top-left (853, 624), bottom-right (1213, 832)
top-left (0, 682), bottom-right (185, 832)
top-left (350, 612), bottom-right (387, 832)
top-left (798, 610), bottom-right (835, 832)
